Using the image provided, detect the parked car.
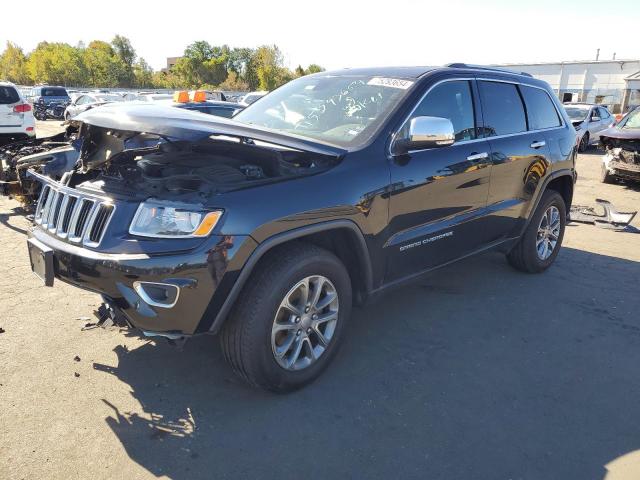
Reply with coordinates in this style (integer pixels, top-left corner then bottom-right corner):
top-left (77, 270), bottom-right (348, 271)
top-left (0, 82), bottom-right (35, 145)
top-left (26, 64), bottom-right (576, 392)
top-left (600, 106), bottom-right (640, 183)
top-left (121, 92), bottom-right (141, 102)
top-left (239, 90), bottom-right (268, 106)
top-left (64, 93), bottom-right (124, 120)
top-left (28, 86), bottom-right (70, 107)
top-left (563, 103), bottom-right (615, 152)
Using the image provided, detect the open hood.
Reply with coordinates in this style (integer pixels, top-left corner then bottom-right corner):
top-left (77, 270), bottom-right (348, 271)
top-left (74, 103), bottom-right (348, 157)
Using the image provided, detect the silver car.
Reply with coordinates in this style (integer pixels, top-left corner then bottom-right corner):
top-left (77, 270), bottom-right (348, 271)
top-left (563, 103), bottom-right (615, 152)
top-left (64, 93), bottom-right (124, 120)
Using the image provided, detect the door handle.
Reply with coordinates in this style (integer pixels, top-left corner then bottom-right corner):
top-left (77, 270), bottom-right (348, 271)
top-left (466, 152), bottom-right (489, 162)
top-left (530, 140), bottom-right (546, 149)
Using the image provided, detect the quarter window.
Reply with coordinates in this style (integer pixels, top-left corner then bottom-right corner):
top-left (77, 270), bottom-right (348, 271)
top-left (478, 81), bottom-right (527, 136)
top-left (520, 85), bottom-right (561, 130)
top-left (407, 80), bottom-right (476, 141)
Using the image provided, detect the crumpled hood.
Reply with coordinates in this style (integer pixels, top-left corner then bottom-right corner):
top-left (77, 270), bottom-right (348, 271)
top-left (74, 103), bottom-right (347, 157)
top-left (599, 126), bottom-right (640, 141)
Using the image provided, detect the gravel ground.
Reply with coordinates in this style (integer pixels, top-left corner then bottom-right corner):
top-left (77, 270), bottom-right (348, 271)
top-left (1, 121), bottom-right (639, 479)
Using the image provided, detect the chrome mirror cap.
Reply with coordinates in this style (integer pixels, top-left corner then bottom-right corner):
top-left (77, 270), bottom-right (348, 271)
top-left (395, 116), bottom-right (455, 154)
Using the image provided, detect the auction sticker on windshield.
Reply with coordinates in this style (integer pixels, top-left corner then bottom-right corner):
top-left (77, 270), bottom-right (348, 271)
top-left (367, 77), bottom-right (414, 89)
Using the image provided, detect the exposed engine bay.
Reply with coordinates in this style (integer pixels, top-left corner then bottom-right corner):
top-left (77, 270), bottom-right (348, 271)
top-left (66, 123), bottom-right (340, 201)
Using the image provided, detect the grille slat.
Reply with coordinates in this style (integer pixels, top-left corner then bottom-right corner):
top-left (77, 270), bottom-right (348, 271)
top-left (34, 185), bottom-right (115, 247)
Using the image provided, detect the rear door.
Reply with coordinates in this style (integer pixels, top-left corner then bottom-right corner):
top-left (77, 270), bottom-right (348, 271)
top-left (477, 80), bottom-right (556, 239)
top-left (0, 86), bottom-right (22, 126)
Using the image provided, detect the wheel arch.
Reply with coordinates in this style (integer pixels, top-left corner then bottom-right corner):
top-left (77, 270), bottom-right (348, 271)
top-left (208, 220), bottom-right (373, 334)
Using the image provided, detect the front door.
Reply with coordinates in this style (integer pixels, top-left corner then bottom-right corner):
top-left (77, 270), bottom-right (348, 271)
top-left (385, 79), bottom-right (492, 283)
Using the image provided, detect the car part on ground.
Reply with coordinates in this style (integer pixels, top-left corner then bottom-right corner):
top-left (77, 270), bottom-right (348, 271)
top-left (570, 199), bottom-right (637, 231)
top-left (24, 65), bottom-right (577, 391)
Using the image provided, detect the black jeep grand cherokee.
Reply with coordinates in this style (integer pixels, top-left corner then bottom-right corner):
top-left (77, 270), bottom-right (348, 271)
top-left (27, 64), bottom-right (576, 392)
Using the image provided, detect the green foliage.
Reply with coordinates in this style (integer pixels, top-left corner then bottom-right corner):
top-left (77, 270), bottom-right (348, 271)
top-left (0, 37), bottom-right (323, 91)
top-left (0, 42), bottom-right (30, 84)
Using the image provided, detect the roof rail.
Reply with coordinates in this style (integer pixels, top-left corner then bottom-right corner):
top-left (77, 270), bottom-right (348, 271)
top-left (445, 63), bottom-right (533, 78)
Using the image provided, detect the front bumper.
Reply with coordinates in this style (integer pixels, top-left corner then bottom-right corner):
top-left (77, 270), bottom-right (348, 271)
top-left (28, 227), bottom-right (255, 335)
top-left (608, 160), bottom-right (640, 181)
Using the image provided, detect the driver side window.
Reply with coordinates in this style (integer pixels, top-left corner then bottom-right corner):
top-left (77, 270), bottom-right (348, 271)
top-left (407, 80), bottom-right (477, 141)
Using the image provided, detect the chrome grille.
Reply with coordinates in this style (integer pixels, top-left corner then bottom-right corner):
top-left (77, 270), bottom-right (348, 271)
top-left (34, 185), bottom-right (115, 247)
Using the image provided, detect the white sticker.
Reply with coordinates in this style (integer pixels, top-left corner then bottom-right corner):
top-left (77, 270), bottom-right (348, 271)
top-left (367, 77), bottom-right (414, 89)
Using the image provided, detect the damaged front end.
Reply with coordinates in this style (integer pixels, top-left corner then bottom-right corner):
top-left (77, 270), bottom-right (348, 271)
top-left (26, 104), bottom-right (344, 337)
top-left (0, 126), bottom-right (79, 201)
top-left (600, 125), bottom-right (640, 183)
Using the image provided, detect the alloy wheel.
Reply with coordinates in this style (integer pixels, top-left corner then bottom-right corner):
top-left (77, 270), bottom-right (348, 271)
top-left (271, 275), bottom-right (339, 371)
top-left (536, 205), bottom-right (561, 260)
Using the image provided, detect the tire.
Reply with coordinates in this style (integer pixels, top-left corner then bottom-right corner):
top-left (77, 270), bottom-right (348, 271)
top-left (600, 162), bottom-right (615, 184)
top-left (578, 133), bottom-right (589, 152)
top-left (220, 242), bottom-right (352, 392)
top-left (64, 112), bottom-right (71, 121)
top-left (507, 190), bottom-right (566, 273)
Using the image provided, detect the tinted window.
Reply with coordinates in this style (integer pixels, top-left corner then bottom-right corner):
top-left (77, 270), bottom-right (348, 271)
top-left (42, 87), bottom-right (68, 97)
top-left (520, 85), bottom-right (561, 130)
top-left (0, 86), bottom-right (20, 105)
top-left (478, 81), bottom-right (526, 136)
top-left (409, 80), bottom-right (476, 141)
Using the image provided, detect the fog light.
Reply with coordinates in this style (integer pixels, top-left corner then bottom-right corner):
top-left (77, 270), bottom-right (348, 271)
top-left (133, 281), bottom-right (180, 308)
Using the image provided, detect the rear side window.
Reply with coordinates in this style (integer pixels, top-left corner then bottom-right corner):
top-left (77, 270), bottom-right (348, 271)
top-left (0, 86), bottom-right (20, 105)
top-left (520, 85), bottom-right (561, 130)
top-left (478, 81), bottom-right (526, 136)
top-left (42, 87), bottom-right (68, 97)
top-left (598, 107), bottom-right (610, 119)
top-left (409, 80), bottom-right (476, 141)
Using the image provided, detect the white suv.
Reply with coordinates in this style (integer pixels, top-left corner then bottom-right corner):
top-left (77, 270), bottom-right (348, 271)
top-left (0, 82), bottom-right (35, 144)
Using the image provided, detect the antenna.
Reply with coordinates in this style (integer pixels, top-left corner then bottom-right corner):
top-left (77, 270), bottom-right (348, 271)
top-left (596, 48), bottom-right (600, 61)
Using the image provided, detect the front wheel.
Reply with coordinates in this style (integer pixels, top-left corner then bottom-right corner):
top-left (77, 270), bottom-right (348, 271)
top-left (220, 242), bottom-right (352, 392)
top-left (578, 133), bottom-right (589, 152)
top-left (507, 190), bottom-right (566, 273)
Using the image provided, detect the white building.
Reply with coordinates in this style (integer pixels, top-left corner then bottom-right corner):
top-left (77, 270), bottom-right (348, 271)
top-left (497, 60), bottom-right (640, 113)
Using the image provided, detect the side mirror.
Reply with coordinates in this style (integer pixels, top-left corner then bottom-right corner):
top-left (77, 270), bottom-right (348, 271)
top-left (591, 116), bottom-right (601, 122)
top-left (396, 116), bottom-right (455, 154)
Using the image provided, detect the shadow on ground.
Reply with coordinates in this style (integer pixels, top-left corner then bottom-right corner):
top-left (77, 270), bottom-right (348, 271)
top-left (0, 204), bottom-right (31, 235)
top-left (94, 247), bottom-right (640, 479)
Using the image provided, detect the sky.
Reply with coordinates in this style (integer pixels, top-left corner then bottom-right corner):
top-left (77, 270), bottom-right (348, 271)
top-left (2, 0), bottom-right (639, 71)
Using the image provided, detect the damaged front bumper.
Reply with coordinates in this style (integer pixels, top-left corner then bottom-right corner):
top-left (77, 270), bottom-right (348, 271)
top-left (28, 226), bottom-right (255, 336)
top-left (602, 147), bottom-right (640, 181)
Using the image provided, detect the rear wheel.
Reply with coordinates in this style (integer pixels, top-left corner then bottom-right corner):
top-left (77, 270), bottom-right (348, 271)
top-left (220, 242), bottom-right (352, 392)
top-left (507, 190), bottom-right (566, 273)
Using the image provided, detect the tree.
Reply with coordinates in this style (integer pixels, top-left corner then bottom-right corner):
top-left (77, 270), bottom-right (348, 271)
top-left (83, 41), bottom-right (126, 87)
top-left (306, 64), bottom-right (324, 74)
top-left (247, 45), bottom-right (292, 91)
top-left (133, 58), bottom-right (154, 88)
top-left (0, 42), bottom-right (30, 84)
top-left (217, 71), bottom-right (249, 91)
top-left (112, 35), bottom-right (136, 86)
top-left (26, 42), bottom-right (84, 86)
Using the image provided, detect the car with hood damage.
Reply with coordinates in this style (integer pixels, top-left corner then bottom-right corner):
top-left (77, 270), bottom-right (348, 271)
top-left (600, 106), bottom-right (640, 183)
top-left (25, 65), bottom-right (577, 392)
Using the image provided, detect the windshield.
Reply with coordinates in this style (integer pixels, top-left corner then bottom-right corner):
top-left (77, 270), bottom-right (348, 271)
top-left (620, 107), bottom-right (640, 129)
top-left (564, 106), bottom-right (590, 121)
top-left (42, 87), bottom-right (68, 97)
top-left (233, 75), bottom-right (415, 147)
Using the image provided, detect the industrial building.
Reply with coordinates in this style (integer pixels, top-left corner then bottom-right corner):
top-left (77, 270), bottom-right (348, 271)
top-left (498, 59), bottom-right (640, 113)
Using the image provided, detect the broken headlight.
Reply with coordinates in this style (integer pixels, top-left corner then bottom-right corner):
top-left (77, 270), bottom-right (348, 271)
top-left (129, 200), bottom-right (222, 238)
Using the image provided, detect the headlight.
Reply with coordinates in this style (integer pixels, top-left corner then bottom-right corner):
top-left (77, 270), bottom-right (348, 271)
top-left (129, 200), bottom-right (223, 238)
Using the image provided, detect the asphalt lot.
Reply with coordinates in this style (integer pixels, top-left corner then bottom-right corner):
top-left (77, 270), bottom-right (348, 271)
top-left (1, 120), bottom-right (640, 480)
